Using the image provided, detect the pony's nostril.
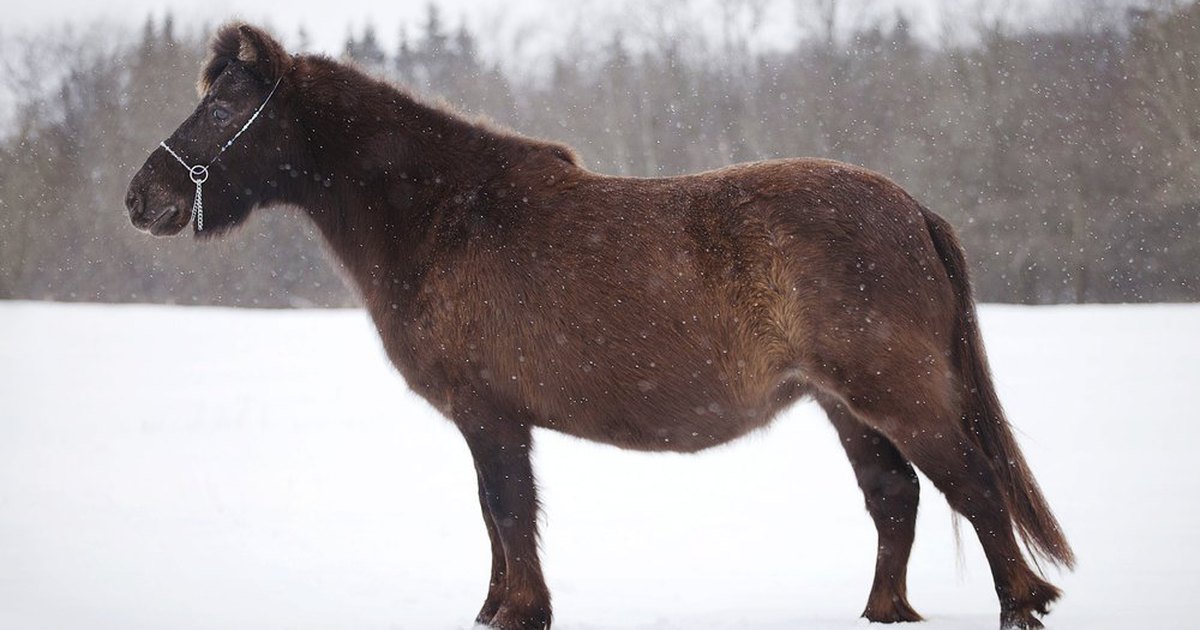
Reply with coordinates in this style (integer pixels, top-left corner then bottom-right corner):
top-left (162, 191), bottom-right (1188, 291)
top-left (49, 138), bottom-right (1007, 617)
top-left (125, 188), bottom-right (144, 215)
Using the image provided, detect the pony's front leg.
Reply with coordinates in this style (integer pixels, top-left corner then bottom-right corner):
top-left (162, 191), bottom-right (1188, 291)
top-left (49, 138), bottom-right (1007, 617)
top-left (456, 408), bottom-right (551, 630)
top-left (473, 467), bottom-right (509, 625)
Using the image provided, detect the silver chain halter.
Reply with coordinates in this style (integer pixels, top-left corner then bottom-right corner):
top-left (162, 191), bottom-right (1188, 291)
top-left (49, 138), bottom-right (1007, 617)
top-left (159, 77), bottom-right (282, 231)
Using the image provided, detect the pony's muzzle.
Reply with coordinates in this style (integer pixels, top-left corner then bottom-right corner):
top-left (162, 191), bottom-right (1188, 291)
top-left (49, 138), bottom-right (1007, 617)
top-left (126, 179), bottom-right (189, 236)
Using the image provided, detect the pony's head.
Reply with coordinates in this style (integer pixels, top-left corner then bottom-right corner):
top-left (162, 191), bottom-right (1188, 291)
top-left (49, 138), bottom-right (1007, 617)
top-left (125, 23), bottom-right (297, 236)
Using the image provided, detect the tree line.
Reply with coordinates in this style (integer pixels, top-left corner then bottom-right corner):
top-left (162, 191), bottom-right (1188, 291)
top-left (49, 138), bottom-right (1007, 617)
top-left (1, 1), bottom-right (1197, 307)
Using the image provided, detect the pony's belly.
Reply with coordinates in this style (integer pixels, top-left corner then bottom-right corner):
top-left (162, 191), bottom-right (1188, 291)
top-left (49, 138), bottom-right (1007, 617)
top-left (535, 384), bottom-right (805, 453)
top-left (528, 362), bottom-right (816, 451)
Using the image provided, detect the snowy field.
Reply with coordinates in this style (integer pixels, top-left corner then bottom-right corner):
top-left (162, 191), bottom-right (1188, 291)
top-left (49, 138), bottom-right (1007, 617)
top-left (2, 301), bottom-right (1198, 630)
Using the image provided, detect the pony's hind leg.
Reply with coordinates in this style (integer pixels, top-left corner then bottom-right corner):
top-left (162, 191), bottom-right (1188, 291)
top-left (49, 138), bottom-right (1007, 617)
top-left (826, 370), bottom-right (1060, 630)
top-left (821, 398), bottom-right (923, 623)
top-left (896, 423), bottom-right (1059, 629)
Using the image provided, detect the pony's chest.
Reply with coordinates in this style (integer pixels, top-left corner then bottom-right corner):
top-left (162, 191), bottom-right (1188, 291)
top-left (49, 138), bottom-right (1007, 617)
top-left (360, 286), bottom-right (465, 408)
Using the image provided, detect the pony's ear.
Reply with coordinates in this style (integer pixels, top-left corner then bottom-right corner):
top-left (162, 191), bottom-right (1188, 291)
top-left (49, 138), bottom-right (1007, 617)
top-left (198, 23), bottom-right (291, 94)
top-left (233, 24), bottom-right (291, 82)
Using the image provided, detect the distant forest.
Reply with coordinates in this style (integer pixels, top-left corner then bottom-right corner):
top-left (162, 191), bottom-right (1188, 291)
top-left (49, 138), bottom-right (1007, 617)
top-left (2, 1), bottom-right (1198, 306)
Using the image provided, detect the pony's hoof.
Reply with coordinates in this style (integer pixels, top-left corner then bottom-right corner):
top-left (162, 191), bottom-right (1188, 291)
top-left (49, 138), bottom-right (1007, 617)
top-left (1000, 574), bottom-right (1059, 629)
top-left (863, 596), bottom-right (923, 623)
top-left (1000, 610), bottom-right (1045, 630)
top-left (484, 604), bottom-right (552, 630)
top-left (475, 597), bottom-right (503, 625)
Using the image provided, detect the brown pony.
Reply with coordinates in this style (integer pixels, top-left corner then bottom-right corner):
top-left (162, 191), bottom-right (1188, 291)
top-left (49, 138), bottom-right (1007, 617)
top-left (125, 24), bottom-right (1074, 630)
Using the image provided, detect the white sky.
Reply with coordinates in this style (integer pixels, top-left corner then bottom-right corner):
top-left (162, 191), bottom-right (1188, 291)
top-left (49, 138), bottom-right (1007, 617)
top-left (0, 0), bottom-right (1081, 71)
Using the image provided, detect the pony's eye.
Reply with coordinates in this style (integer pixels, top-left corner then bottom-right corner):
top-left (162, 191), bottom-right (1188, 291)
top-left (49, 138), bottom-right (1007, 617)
top-left (212, 107), bottom-right (231, 122)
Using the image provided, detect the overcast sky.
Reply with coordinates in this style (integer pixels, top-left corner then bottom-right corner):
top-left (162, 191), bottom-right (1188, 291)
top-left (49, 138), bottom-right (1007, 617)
top-left (2, 0), bottom-right (1081, 68)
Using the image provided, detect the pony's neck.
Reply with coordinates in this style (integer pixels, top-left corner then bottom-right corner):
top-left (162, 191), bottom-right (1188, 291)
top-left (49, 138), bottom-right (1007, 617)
top-left (283, 55), bottom-right (520, 301)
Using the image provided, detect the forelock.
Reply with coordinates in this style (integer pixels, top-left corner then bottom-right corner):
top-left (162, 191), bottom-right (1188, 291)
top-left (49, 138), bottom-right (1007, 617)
top-left (197, 23), bottom-right (243, 95)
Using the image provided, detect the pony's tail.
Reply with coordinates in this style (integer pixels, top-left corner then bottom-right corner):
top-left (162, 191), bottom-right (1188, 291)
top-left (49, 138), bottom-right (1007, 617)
top-left (921, 206), bottom-right (1076, 571)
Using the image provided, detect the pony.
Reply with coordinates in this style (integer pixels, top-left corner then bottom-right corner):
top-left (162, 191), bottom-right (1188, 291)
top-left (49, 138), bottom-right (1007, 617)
top-left (125, 23), bottom-right (1073, 630)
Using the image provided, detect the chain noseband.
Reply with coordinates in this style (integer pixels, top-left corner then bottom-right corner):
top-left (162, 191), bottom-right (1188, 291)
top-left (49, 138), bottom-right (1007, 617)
top-left (159, 77), bottom-right (282, 231)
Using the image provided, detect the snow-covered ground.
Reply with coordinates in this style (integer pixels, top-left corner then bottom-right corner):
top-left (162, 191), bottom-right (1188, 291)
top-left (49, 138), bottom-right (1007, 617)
top-left (2, 301), bottom-right (1198, 630)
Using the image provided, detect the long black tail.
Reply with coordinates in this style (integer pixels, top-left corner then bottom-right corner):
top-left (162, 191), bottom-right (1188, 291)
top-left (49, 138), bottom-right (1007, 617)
top-left (921, 206), bottom-right (1076, 570)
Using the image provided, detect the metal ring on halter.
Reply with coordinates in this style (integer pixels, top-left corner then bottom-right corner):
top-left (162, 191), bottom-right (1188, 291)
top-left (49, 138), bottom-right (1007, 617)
top-left (189, 164), bottom-right (209, 185)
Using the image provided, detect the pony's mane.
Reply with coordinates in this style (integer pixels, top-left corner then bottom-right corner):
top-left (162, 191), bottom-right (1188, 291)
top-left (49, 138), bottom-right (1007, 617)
top-left (315, 55), bottom-right (581, 167)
